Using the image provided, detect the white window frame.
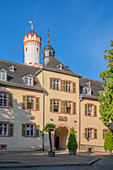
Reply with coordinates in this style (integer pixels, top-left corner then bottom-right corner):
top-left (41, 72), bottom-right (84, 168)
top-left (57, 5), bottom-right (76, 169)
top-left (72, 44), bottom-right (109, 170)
top-left (85, 87), bottom-right (91, 95)
top-left (27, 96), bottom-right (34, 110)
top-left (26, 124), bottom-right (35, 137)
top-left (26, 76), bottom-right (33, 86)
top-left (88, 104), bottom-right (93, 116)
top-left (53, 79), bottom-right (59, 90)
top-left (0, 70), bottom-right (7, 81)
top-left (53, 100), bottom-right (60, 113)
top-left (66, 101), bottom-right (72, 114)
top-left (66, 81), bottom-right (72, 92)
top-left (0, 123), bottom-right (8, 136)
top-left (88, 129), bottom-right (93, 139)
top-left (0, 92), bottom-right (8, 108)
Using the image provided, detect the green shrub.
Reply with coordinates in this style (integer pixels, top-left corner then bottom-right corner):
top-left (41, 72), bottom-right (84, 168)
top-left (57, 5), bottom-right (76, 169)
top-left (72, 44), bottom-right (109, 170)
top-left (67, 128), bottom-right (78, 150)
top-left (104, 129), bottom-right (113, 150)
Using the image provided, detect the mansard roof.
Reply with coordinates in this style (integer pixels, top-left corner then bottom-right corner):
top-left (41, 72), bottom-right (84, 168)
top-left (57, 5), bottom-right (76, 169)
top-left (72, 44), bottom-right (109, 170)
top-left (0, 59), bottom-right (44, 92)
top-left (80, 77), bottom-right (104, 99)
top-left (43, 57), bottom-right (81, 78)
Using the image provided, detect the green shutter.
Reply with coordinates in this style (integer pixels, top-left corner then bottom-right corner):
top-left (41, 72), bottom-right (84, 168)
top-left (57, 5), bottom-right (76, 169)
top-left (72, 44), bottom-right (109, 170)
top-left (73, 102), bottom-right (76, 115)
top-left (50, 78), bottom-right (53, 89)
top-left (35, 125), bottom-right (40, 137)
top-left (22, 124), bottom-right (26, 136)
top-left (50, 99), bottom-right (53, 112)
top-left (73, 82), bottom-right (76, 93)
top-left (9, 123), bottom-right (13, 137)
top-left (22, 95), bottom-right (27, 110)
top-left (61, 80), bottom-right (66, 92)
top-left (85, 104), bottom-right (88, 116)
top-left (94, 105), bottom-right (97, 117)
top-left (85, 128), bottom-right (88, 138)
top-left (61, 100), bottom-right (66, 113)
top-left (94, 129), bottom-right (97, 139)
top-left (8, 93), bottom-right (13, 108)
top-left (36, 97), bottom-right (40, 111)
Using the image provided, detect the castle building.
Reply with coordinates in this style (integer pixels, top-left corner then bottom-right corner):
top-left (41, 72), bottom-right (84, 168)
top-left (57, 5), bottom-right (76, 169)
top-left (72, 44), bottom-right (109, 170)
top-left (0, 26), bottom-right (107, 152)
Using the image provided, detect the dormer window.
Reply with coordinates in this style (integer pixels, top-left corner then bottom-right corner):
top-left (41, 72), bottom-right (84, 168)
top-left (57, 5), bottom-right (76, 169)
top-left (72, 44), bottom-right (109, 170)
top-left (9, 65), bottom-right (14, 72)
top-left (85, 87), bottom-right (91, 95)
top-left (25, 74), bottom-right (33, 86)
top-left (0, 69), bottom-right (7, 81)
top-left (57, 63), bottom-right (62, 70)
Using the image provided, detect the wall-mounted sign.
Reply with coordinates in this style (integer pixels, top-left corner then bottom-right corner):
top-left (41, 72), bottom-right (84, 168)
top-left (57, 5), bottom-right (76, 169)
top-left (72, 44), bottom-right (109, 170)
top-left (58, 116), bottom-right (68, 122)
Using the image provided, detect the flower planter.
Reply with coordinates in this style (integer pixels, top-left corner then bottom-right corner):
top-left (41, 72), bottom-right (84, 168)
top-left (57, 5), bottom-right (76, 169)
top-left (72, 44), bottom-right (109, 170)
top-left (69, 150), bottom-right (76, 155)
top-left (48, 151), bottom-right (55, 157)
top-left (105, 150), bottom-right (112, 154)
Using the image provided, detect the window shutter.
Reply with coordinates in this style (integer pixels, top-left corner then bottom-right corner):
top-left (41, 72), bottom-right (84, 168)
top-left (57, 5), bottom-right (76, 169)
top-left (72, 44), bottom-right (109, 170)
top-left (36, 97), bottom-right (40, 111)
top-left (50, 99), bottom-right (53, 112)
top-left (61, 100), bottom-right (66, 113)
top-left (8, 93), bottom-right (13, 108)
top-left (22, 124), bottom-right (26, 136)
top-left (35, 125), bottom-right (40, 137)
top-left (73, 102), bottom-right (76, 115)
top-left (85, 104), bottom-right (88, 116)
top-left (85, 128), bottom-right (88, 138)
top-left (22, 95), bottom-right (27, 110)
top-left (9, 123), bottom-right (13, 137)
top-left (50, 78), bottom-right (53, 89)
top-left (94, 105), bottom-right (97, 117)
top-left (61, 80), bottom-right (66, 91)
top-left (94, 129), bottom-right (97, 139)
top-left (73, 82), bottom-right (76, 93)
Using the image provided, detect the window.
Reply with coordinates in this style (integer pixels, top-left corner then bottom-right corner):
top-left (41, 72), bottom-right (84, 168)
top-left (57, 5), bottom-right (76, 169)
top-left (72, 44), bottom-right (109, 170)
top-left (0, 123), bottom-right (8, 136)
top-left (37, 48), bottom-right (39, 52)
top-left (53, 79), bottom-right (59, 90)
top-left (66, 102), bottom-right (72, 114)
top-left (0, 69), bottom-right (7, 81)
top-left (27, 96), bottom-right (34, 110)
top-left (53, 100), bottom-right (60, 112)
top-left (66, 81), bottom-right (72, 92)
top-left (26, 75), bottom-right (33, 86)
top-left (57, 63), bottom-right (62, 70)
top-left (26, 124), bottom-right (34, 137)
top-left (0, 93), bottom-right (8, 107)
top-left (103, 129), bottom-right (107, 139)
top-left (25, 47), bottom-right (27, 52)
top-left (85, 87), bottom-right (91, 95)
top-left (88, 129), bottom-right (93, 139)
top-left (88, 104), bottom-right (93, 116)
top-left (9, 65), bottom-right (14, 72)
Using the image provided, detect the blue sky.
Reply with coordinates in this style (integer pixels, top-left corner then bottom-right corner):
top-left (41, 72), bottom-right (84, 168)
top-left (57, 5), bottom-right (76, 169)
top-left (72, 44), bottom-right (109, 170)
top-left (0, 0), bottom-right (113, 80)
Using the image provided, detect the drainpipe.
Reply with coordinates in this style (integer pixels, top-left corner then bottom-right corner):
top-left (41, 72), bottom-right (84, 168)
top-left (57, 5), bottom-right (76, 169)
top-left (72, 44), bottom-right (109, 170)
top-left (79, 94), bottom-right (82, 150)
top-left (42, 69), bottom-right (45, 151)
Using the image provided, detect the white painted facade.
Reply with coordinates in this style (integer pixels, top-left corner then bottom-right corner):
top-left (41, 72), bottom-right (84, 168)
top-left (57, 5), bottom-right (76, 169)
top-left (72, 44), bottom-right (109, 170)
top-left (23, 33), bottom-right (41, 67)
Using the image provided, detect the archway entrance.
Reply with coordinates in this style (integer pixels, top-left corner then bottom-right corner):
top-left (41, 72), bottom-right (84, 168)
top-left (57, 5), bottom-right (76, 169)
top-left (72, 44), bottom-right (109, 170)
top-left (54, 125), bottom-right (70, 150)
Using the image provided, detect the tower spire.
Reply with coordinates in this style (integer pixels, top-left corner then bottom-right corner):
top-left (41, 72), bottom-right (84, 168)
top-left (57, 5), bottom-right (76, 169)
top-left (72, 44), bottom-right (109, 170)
top-left (29, 21), bottom-right (35, 30)
top-left (47, 29), bottom-right (50, 44)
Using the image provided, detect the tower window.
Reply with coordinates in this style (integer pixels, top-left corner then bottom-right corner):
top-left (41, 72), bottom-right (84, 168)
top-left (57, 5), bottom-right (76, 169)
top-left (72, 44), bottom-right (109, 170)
top-left (37, 48), bottom-right (39, 52)
top-left (25, 47), bottom-right (27, 52)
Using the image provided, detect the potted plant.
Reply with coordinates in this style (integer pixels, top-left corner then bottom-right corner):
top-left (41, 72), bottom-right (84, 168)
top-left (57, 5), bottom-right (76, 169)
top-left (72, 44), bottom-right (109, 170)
top-left (43, 123), bottom-right (57, 157)
top-left (67, 128), bottom-right (78, 155)
top-left (104, 129), bottom-right (113, 154)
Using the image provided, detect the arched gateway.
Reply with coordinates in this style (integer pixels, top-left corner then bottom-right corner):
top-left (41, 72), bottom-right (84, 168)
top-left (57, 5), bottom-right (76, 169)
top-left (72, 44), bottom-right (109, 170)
top-left (52, 124), bottom-right (71, 150)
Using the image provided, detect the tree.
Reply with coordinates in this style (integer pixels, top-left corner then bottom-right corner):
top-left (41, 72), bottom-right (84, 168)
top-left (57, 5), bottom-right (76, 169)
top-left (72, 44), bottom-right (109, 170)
top-left (99, 40), bottom-right (113, 127)
top-left (43, 123), bottom-right (56, 152)
top-left (104, 129), bottom-right (113, 150)
top-left (67, 128), bottom-right (78, 151)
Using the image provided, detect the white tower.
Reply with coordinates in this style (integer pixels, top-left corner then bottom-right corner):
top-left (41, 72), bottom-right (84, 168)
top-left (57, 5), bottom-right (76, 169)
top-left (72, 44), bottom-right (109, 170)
top-left (23, 21), bottom-right (41, 67)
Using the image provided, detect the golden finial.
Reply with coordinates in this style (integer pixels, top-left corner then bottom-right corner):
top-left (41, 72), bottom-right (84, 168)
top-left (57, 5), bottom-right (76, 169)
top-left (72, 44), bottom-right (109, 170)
top-left (29, 21), bottom-right (35, 30)
top-left (47, 29), bottom-right (50, 44)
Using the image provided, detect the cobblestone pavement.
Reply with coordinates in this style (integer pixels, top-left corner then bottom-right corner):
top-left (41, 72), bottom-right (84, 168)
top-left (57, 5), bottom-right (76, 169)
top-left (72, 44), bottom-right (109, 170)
top-left (0, 150), bottom-right (113, 170)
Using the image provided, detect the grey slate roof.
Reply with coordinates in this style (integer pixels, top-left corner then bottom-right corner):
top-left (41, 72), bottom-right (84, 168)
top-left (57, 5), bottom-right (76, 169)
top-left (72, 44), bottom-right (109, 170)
top-left (44, 57), bottom-right (81, 78)
top-left (0, 59), bottom-right (44, 92)
top-left (80, 77), bottom-right (104, 98)
top-left (26, 30), bottom-right (38, 36)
